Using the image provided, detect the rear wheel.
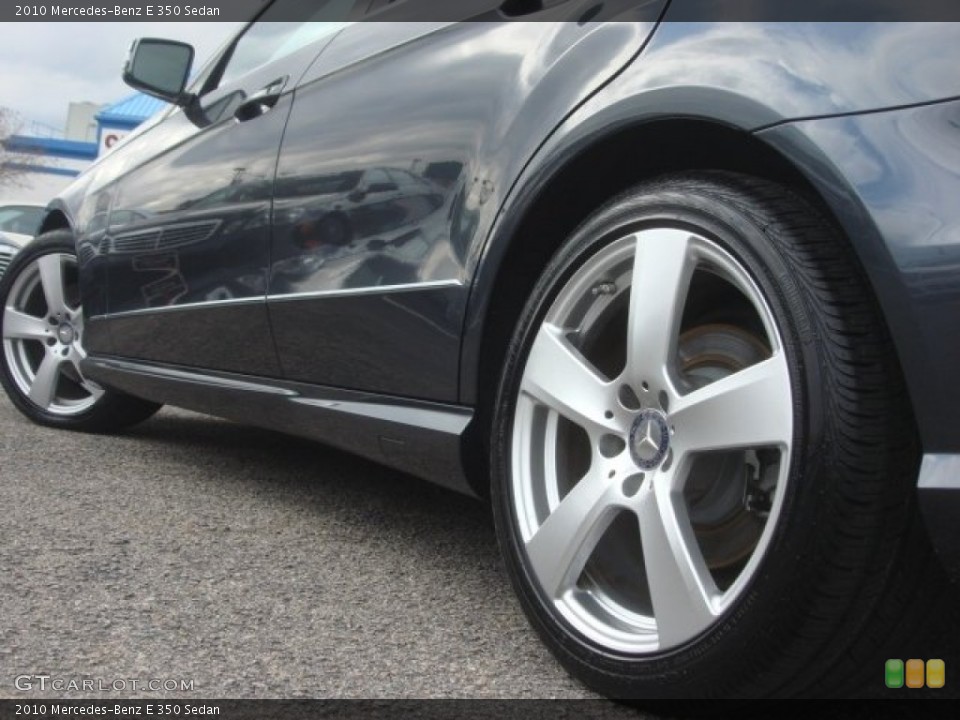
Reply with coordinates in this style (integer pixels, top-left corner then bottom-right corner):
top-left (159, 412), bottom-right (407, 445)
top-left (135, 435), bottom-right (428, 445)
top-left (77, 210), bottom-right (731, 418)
top-left (491, 173), bottom-right (951, 698)
top-left (0, 231), bottom-right (161, 432)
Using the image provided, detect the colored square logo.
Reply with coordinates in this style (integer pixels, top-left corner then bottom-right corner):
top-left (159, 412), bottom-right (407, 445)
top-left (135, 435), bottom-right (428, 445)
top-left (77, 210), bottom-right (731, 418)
top-left (906, 659), bottom-right (925, 688)
top-left (927, 659), bottom-right (945, 689)
top-left (885, 659), bottom-right (904, 688)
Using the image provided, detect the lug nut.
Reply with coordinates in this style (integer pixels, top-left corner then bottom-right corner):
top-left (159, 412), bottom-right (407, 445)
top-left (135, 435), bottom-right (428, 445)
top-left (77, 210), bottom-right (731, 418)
top-left (591, 281), bottom-right (617, 296)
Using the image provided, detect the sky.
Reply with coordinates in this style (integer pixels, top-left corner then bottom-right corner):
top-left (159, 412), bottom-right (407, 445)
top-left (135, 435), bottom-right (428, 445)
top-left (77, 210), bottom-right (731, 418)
top-left (0, 23), bottom-right (244, 133)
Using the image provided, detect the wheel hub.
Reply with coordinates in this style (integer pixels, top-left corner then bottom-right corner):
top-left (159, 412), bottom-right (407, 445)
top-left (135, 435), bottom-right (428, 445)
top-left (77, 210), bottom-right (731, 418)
top-left (628, 408), bottom-right (670, 470)
top-left (56, 322), bottom-right (75, 345)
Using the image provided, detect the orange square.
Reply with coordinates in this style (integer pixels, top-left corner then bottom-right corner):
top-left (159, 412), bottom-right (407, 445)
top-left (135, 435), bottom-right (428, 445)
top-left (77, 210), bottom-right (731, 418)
top-left (906, 659), bottom-right (925, 688)
top-left (927, 659), bottom-right (945, 689)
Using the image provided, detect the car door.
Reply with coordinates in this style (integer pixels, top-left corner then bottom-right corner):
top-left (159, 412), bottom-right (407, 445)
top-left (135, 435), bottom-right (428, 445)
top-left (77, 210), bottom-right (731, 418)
top-left (267, 4), bottom-right (666, 401)
top-left (101, 3), bottom-right (348, 376)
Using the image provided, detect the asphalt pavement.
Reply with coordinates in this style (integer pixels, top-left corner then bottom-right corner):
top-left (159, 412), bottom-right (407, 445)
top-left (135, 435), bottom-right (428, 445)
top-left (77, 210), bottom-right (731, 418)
top-left (5, 398), bottom-right (957, 715)
top-left (0, 401), bottom-right (606, 700)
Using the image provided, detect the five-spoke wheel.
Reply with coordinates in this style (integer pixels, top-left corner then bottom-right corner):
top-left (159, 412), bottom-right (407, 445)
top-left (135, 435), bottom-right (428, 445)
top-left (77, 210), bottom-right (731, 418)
top-left (512, 227), bottom-right (792, 652)
top-left (3, 252), bottom-right (103, 415)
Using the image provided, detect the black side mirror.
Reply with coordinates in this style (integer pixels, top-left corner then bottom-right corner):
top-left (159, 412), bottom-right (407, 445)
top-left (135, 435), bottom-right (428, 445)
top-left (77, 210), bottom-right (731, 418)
top-left (122, 38), bottom-right (195, 105)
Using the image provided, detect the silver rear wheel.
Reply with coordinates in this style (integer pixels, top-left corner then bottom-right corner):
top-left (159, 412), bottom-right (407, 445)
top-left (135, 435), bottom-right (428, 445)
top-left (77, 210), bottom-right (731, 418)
top-left (510, 228), bottom-right (793, 653)
top-left (2, 252), bottom-right (103, 415)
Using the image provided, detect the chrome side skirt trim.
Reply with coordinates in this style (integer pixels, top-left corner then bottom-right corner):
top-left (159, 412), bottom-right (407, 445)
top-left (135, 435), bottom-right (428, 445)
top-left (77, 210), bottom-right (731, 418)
top-left (291, 396), bottom-right (470, 436)
top-left (89, 279), bottom-right (463, 320)
top-left (918, 454), bottom-right (960, 490)
top-left (917, 453), bottom-right (960, 582)
top-left (265, 279), bottom-right (463, 303)
top-left (93, 357), bottom-right (297, 396)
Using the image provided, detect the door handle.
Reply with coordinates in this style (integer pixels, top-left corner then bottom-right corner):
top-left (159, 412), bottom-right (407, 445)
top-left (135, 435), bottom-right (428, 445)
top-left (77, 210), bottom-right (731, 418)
top-left (234, 76), bottom-right (289, 122)
top-left (500, 0), bottom-right (571, 17)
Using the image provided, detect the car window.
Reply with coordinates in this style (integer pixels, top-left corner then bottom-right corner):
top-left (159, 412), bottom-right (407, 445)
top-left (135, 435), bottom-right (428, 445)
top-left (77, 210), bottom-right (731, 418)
top-left (0, 206), bottom-right (44, 235)
top-left (388, 169), bottom-right (431, 189)
top-left (217, 0), bottom-right (356, 88)
top-left (386, 169), bottom-right (411, 187)
top-left (276, 172), bottom-right (363, 198)
top-left (364, 169), bottom-right (393, 189)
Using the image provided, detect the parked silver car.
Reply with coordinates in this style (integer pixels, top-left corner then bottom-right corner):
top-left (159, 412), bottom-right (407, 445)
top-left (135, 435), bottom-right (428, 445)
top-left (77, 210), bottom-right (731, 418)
top-left (0, 202), bottom-right (45, 246)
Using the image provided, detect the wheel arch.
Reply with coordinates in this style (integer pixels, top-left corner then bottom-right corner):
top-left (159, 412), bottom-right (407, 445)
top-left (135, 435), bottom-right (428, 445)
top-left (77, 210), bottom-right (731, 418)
top-left (37, 204), bottom-right (73, 236)
top-left (458, 114), bottom-right (908, 497)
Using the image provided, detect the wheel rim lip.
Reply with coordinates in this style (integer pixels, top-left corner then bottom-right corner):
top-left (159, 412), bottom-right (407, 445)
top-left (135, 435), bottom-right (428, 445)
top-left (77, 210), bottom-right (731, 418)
top-left (2, 253), bottom-right (103, 416)
top-left (509, 227), bottom-right (793, 655)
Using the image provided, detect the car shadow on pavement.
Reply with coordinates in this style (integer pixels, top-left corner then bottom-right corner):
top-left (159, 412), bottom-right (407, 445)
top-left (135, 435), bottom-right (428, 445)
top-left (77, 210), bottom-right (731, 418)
top-left (121, 407), bottom-right (499, 561)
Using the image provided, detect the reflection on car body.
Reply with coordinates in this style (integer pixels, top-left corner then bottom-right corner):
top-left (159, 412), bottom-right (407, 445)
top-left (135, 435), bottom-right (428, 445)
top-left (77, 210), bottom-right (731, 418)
top-left (271, 166), bottom-right (457, 293)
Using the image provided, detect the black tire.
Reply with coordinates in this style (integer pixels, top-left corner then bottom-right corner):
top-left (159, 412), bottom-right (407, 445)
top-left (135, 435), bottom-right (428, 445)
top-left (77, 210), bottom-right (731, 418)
top-left (0, 230), bottom-right (161, 433)
top-left (491, 172), bottom-right (956, 699)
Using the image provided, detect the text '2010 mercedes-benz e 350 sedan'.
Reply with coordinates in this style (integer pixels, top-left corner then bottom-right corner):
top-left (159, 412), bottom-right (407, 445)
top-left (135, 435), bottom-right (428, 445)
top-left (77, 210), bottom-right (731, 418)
top-left (2, 1), bottom-right (959, 699)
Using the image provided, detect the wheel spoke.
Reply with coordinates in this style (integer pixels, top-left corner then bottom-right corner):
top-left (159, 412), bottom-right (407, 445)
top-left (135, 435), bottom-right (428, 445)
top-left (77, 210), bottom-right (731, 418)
top-left (521, 323), bottom-right (619, 435)
top-left (670, 354), bottom-right (792, 455)
top-left (3, 308), bottom-right (49, 341)
top-left (37, 255), bottom-right (68, 316)
top-left (29, 353), bottom-right (63, 408)
top-left (626, 229), bottom-right (696, 391)
top-left (525, 467), bottom-right (618, 598)
top-left (636, 473), bottom-right (717, 648)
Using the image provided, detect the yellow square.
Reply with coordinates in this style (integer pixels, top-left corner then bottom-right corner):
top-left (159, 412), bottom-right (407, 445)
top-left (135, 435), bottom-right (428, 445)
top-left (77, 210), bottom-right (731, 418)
top-left (906, 659), bottom-right (925, 688)
top-left (927, 659), bottom-right (945, 689)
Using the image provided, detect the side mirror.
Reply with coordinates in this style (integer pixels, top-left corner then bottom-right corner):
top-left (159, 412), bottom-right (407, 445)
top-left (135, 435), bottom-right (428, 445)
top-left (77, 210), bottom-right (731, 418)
top-left (122, 38), bottom-right (194, 105)
top-left (367, 182), bottom-right (399, 194)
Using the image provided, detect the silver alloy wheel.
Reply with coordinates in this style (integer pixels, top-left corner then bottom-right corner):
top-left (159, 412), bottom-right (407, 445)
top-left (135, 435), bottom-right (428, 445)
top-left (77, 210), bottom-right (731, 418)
top-left (511, 228), bottom-right (793, 654)
top-left (2, 253), bottom-right (103, 415)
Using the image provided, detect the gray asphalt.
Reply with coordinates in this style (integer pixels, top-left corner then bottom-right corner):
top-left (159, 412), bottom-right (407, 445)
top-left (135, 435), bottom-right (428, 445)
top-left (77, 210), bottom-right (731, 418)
top-left (0, 400), bottom-right (618, 701)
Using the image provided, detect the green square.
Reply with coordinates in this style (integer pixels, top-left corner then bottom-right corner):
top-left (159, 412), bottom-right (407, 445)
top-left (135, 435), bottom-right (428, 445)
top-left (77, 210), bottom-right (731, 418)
top-left (886, 659), bottom-right (904, 688)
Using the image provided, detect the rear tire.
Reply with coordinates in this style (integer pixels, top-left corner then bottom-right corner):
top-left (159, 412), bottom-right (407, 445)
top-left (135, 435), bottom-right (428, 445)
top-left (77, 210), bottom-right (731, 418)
top-left (491, 173), bottom-right (955, 698)
top-left (0, 231), bottom-right (161, 433)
